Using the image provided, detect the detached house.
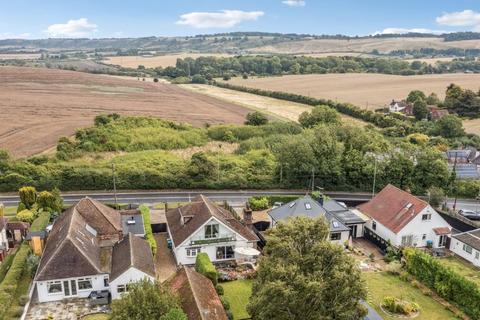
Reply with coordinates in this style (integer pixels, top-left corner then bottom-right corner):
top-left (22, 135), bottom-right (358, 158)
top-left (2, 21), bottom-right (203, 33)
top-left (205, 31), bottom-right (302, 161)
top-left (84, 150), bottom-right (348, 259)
top-left (389, 100), bottom-right (412, 115)
top-left (358, 184), bottom-right (451, 249)
top-left (35, 198), bottom-right (155, 303)
top-left (166, 195), bottom-right (258, 266)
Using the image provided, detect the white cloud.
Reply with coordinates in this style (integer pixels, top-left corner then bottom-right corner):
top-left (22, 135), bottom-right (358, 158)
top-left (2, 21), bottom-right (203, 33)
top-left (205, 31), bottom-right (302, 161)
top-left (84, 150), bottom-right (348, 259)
top-left (436, 10), bottom-right (480, 31)
top-left (176, 10), bottom-right (264, 28)
top-left (282, 0), bottom-right (306, 7)
top-left (373, 27), bottom-right (448, 35)
top-left (0, 32), bottom-right (31, 39)
top-left (46, 18), bottom-right (98, 38)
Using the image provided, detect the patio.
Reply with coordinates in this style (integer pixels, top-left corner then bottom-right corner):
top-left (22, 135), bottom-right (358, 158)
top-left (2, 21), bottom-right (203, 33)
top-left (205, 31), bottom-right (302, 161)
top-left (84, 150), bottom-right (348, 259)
top-left (26, 299), bottom-right (110, 320)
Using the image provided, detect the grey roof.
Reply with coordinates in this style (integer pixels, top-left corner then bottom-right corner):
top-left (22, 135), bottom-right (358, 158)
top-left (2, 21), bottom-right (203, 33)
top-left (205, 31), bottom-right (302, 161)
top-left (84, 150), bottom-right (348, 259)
top-left (452, 229), bottom-right (480, 251)
top-left (268, 195), bottom-right (349, 232)
top-left (449, 164), bottom-right (480, 179)
top-left (25, 231), bottom-right (46, 240)
top-left (323, 200), bottom-right (365, 225)
top-left (121, 213), bottom-right (145, 236)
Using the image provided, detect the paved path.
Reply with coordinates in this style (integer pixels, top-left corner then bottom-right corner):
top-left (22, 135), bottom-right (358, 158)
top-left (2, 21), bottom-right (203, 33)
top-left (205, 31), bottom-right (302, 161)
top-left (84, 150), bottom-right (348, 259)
top-left (154, 233), bottom-right (178, 282)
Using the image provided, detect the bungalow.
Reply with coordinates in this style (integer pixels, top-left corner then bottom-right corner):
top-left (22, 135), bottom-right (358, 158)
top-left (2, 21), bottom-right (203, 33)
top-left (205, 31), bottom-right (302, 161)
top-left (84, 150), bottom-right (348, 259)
top-left (268, 195), bottom-right (350, 244)
top-left (450, 229), bottom-right (480, 267)
top-left (166, 195), bottom-right (259, 266)
top-left (169, 267), bottom-right (228, 320)
top-left (388, 100), bottom-right (412, 115)
top-left (34, 197), bottom-right (155, 303)
top-left (358, 184), bottom-right (451, 249)
top-left (322, 199), bottom-right (367, 239)
top-left (0, 217), bottom-right (8, 262)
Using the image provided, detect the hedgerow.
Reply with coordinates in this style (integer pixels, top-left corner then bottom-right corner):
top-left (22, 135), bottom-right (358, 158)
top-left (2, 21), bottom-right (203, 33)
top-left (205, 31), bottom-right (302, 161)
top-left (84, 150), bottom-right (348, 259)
top-left (140, 205), bottom-right (157, 256)
top-left (195, 253), bottom-right (218, 285)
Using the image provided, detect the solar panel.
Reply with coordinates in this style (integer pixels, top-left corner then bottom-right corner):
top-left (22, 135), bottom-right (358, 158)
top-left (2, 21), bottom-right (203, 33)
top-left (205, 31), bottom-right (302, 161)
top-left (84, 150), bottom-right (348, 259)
top-left (332, 221), bottom-right (339, 228)
top-left (305, 203), bottom-right (312, 210)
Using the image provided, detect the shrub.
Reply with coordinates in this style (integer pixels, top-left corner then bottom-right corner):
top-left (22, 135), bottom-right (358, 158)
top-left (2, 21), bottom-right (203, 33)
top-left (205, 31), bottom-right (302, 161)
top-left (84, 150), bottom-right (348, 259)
top-left (195, 253), bottom-right (218, 285)
top-left (16, 209), bottom-right (35, 224)
top-left (18, 295), bottom-right (29, 306)
top-left (215, 284), bottom-right (224, 296)
top-left (0, 253), bottom-right (15, 283)
top-left (140, 205), bottom-right (157, 256)
top-left (220, 296), bottom-right (230, 310)
top-left (18, 186), bottom-right (36, 209)
top-left (160, 308), bottom-right (188, 320)
top-left (245, 111), bottom-right (268, 126)
top-left (248, 196), bottom-right (269, 211)
top-left (385, 261), bottom-right (402, 275)
top-left (382, 296), bottom-right (419, 315)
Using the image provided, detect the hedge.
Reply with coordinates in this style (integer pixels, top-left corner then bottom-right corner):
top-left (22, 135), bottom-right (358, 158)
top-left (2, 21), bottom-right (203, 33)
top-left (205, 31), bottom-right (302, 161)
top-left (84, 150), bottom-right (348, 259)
top-left (0, 253), bottom-right (15, 283)
top-left (214, 81), bottom-right (412, 131)
top-left (195, 253), bottom-right (218, 285)
top-left (140, 205), bottom-right (157, 256)
top-left (0, 244), bottom-right (30, 320)
top-left (30, 211), bottom-right (51, 232)
top-left (403, 248), bottom-right (480, 319)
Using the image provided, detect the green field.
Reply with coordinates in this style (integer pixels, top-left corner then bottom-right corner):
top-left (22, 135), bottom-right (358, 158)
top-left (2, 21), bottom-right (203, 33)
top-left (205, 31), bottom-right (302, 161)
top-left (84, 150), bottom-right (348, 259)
top-left (222, 280), bottom-right (253, 320)
top-left (363, 272), bottom-right (456, 320)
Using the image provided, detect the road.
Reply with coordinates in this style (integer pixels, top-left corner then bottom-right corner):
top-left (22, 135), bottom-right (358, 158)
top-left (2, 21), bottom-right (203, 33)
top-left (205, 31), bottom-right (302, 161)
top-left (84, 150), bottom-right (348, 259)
top-left (0, 189), bottom-right (478, 212)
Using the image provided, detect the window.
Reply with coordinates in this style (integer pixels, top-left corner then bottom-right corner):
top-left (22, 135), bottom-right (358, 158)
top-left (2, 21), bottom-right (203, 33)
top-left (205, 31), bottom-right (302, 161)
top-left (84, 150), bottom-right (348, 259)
top-left (186, 247), bottom-right (201, 257)
top-left (476, 251), bottom-right (479, 260)
top-left (422, 214), bottom-right (432, 221)
top-left (401, 235), bottom-right (413, 247)
top-left (117, 284), bottom-right (130, 294)
top-left (330, 233), bottom-right (341, 241)
top-left (47, 281), bottom-right (63, 294)
top-left (422, 234), bottom-right (427, 240)
top-left (372, 221), bottom-right (376, 230)
top-left (77, 278), bottom-right (93, 290)
top-left (463, 244), bottom-right (473, 254)
top-left (332, 221), bottom-right (339, 228)
top-left (205, 224), bottom-right (219, 239)
top-left (304, 203), bottom-right (312, 210)
top-left (104, 276), bottom-right (109, 287)
top-left (216, 246), bottom-right (235, 260)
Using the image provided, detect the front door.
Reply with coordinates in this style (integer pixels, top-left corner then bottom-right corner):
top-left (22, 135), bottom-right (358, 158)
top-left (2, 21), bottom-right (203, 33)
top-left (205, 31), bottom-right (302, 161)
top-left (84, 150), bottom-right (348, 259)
top-left (349, 225), bottom-right (358, 238)
top-left (438, 235), bottom-right (447, 247)
top-left (71, 280), bottom-right (77, 296)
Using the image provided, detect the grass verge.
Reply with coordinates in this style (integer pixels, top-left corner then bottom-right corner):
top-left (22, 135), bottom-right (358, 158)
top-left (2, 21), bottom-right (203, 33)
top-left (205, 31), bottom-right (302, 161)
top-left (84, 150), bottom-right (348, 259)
top-left (222, 279), bottom-right (253, 320)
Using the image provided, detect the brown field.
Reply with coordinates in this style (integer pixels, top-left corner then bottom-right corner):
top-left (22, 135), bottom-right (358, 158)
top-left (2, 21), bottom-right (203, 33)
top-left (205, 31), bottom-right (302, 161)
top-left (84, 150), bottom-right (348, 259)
top-left (463, 119), bottom-right (480, 135)
top-left (226, 73), bottom-right (480, 110)
top-left (0, 53), bottom-right (41, 60)
top-left (0, 66), bottom-right (250, 158)
top-left (180, 83), bottom-right (367, 126)
top-left (104, 53), bottom-right (232, 68)
top-left (249, 37), bottom-right (480, 54)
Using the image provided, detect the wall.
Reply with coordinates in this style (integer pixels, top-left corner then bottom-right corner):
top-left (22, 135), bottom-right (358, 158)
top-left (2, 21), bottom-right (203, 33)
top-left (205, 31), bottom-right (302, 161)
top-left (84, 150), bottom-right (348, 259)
top-left (450, 238), bottom-right (480, 267)
top-left (36, 274), bottom-right (108, 303)
top-left (110, 267), bottom-right (155, 300)
top-left (365, 218), bottom-right (398, 245)
top-left (0, 228), bottom-right (8, 251)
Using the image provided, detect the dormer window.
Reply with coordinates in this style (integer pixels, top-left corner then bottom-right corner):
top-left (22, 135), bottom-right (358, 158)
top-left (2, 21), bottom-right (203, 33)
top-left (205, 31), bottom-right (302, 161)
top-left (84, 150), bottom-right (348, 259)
top-left (205, 224), bottom-right (219, 239)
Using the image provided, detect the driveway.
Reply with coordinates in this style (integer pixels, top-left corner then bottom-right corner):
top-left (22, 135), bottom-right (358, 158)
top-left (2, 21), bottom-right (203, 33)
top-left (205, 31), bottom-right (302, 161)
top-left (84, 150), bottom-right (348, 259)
top-left (154, 233), bottom-right (178, 282)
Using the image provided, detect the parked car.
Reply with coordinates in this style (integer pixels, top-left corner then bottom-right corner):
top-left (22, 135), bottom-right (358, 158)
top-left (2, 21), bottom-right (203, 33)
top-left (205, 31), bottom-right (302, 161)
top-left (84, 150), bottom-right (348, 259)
top-left (458, 209), bottom-right (480, 220)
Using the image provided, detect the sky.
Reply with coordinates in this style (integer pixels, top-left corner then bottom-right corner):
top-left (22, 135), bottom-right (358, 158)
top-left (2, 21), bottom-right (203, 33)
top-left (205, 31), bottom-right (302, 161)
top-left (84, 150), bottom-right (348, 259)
top-left (1, 0), bottom-right (480, 39)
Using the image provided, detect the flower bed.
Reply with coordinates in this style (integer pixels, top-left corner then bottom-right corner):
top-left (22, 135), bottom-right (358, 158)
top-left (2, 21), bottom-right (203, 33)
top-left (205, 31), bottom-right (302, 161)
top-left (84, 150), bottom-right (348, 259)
top-left (381, 296), bottom-right (420, 318)
top-left (218, 264), bottom-right (256, 282)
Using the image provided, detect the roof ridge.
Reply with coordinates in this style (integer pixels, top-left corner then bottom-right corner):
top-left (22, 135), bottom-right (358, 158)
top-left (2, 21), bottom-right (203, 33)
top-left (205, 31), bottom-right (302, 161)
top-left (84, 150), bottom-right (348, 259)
top-left (184, 268), bottom-right (207, 320)
top-left (128, 233), bottom-right (134, 267)
top-left (385, 184), bottom-right (428, 207)
top-left (201, 194), bottom-right (215, 218)
top-left (86, 197), bottom-right (121, 231)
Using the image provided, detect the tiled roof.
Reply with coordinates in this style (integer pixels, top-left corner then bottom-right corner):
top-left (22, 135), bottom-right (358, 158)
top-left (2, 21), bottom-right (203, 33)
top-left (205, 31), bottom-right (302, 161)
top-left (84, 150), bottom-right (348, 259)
top-left (110, 233), bottom-right (155, 281)
top-left (75, 197), bottom-right (122, 235)
top-left (357, 184), bottom-right (429, 234)
top-left (453, 229), bottom-right (480, 251)
top-left (169, 267), bottom-right (228, 320)
top-left (433, 227), bottom-right (451, 235)
top-left (166, 195), bottom-right (258, 247)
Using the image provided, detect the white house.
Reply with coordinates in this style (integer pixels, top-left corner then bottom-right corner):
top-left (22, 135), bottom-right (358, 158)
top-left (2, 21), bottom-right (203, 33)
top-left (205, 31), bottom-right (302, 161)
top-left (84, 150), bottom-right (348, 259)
top-left (0, 217), bottom-right (9, 262)
top-left (267, 195), bottom-right (351, 245)
top-left (389, 100), bottom-right (411, 114)
top-left (166, 195), bottom-right (259, 266)
top-left (35, 198), bottom-right (155, 303)
top-left (358, 184), bottom-right (451, 249)
top-left (450, 229), bottom-right (480, 267)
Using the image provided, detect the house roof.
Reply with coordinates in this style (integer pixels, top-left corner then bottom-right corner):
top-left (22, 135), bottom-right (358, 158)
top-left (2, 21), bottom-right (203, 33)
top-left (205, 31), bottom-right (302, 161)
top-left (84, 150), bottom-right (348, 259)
top-left (453, 229), bottom-right (480, 251)
top-left (166, 195), bottom-right (258, 247)
top-left (448, 163), bottom-right (480, 179)
top-left (36, 205), bottom-right (105, 281)
top-left (390, 100), bottom-right (410, 108)
top-left (6, 221), bottom-right (29, 231)
top-left (268, 196), bottom-right (349, 232)
top-left (120, 211), bottom-right (145, 236)
top-left (169, 267), bottom-right (228, 320)
top-left (433, 227), bottom-right (451, 235)
top-left (75, 197), bottom-right (122, 235)
top-left (110, 233), bottom-right (155, 281)
top-left (323, 200), bottom-right (365, 225)
top-left (357, 184), bottom-right (429, 234)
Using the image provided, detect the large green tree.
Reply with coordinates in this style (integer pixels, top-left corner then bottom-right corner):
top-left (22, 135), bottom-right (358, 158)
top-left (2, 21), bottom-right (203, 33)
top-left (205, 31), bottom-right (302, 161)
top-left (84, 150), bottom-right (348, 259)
top-left (298, 105), bottom-right (341, 128)
top-left (412, 99), bottom-right (429, 120)
top-left (406, 90), bottom-right (426, 103)
top-left (111, 279), bottom-right (184, 320)
top-left (248, 217), bottom-right (367, 320)
top-left (434, 115), bottom-right (465, 138)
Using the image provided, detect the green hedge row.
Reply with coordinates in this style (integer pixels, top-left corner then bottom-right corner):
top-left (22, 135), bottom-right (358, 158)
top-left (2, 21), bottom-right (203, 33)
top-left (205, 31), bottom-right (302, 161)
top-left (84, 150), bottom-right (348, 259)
top-left (30, 211), bottom-right (51, 232)
top-left (0, 253), bottom-right (15, 283)
top-left (0, 244), bottom-right (30, 320)
top-left (403, 248), bottom-right (480, 319)
top-left (195, 253), bottom-right (218, 285)
top-left (214, 81), bottom-right (412, 131)
top-left (140, 205), bottom-right (157, 256)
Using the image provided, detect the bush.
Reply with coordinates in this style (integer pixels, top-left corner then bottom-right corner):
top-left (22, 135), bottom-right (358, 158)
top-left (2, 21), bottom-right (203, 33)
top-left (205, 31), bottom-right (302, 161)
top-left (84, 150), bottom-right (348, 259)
top-left (385, 261), bottom-right (402, 275)
top-left (245, 111), bottom-right (268, 126)
top-left (19, 186), bottom-right (36, 209)
top-left (215, 284), bottom-right (224, 296)
top-left (16, 209), bottom-right (35, 224)
top-left (140, 205), bottom-right (157, 256)
top-left (195, 253), bottom-right (218, 285)
top-left (0, 253), bottom-right (15, 283)
top-left (18, 294), bottom-right (29, 306)
top-left (220, 296), bottom-right (230, 310)
top-left (382, 296), bottom-right (419, 315)
top-left (248, 196), bottom-right (269, 211)
top-left (160, 308), bottom-right (188, 320)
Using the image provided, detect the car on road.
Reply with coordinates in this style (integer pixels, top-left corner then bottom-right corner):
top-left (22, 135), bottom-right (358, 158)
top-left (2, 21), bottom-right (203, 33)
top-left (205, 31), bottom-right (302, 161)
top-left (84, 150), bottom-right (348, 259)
top-left (458, 209), bottom-right (480, 221)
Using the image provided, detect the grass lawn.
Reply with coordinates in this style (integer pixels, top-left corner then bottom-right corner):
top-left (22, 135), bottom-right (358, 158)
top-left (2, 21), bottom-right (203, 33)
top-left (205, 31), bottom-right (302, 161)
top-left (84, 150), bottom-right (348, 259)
top-left (5, 270), bottom-right (32, 318)
top-left (222, 279), bottom-right (253, 320)
top-left (363, 272), bottom-right (456, 320)
top-left (438, 256), bottom-right (480, 286)
top-left (4, 206), bottom-right (17, 216)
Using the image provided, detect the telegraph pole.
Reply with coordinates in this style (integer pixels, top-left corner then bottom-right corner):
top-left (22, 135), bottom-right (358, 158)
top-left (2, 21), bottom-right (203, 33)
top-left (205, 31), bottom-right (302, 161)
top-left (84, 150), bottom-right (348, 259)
top-left (112, 162), bottom-right (118, 208)
top-left (311, 168), bottom-right (315, 193)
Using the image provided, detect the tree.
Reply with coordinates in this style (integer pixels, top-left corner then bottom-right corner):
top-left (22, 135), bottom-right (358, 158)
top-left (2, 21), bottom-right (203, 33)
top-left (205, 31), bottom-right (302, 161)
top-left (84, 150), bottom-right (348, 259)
top-left (245, 112), bottom-right (269, 126)
top-left (427, 187), bottom-right (445, 208)
top-left (298, 105), bottom-right (341, 128)
top-left (19, 186), bottom-right (36, 209)
top-left (111, 279), bottom-right (183, 320)
top-left (17, 209), bottom-right (35, 223)
top-left (37, 191), bottom-right (55, 212)
top-left (248, 217), bottom-right (367, 320)
top-left (406, 90), bottom-right (426, 103)
top-left (188, 152), bottom-right (215, 182)
top-left (412, 99), bottom-right (429, 120)
top-left (51, 188), bottom-right (64, 213)
top-left (434, 115), bottom-right (465, 138)
top-left (160, 309), bottom-right (188, 320)
top-left (191, 74), bottom-right (207, 84)
top-left (426, 92), bottom-right (440, 105)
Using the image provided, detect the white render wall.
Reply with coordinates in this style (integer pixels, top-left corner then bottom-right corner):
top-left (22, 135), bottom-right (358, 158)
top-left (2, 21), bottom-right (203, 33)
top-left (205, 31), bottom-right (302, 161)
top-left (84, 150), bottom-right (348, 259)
top-left (0, 228), bottom-right (8, 251)
top-left (110, 267), bottom-right (155, 300)
top-left (36, 274), bottom-right (108, 303)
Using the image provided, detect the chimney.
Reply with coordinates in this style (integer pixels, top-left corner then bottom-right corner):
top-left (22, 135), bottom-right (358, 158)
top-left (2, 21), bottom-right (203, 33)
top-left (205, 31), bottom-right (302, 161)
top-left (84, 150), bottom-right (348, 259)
top-left (243, 208), bottom-right (253, 230)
